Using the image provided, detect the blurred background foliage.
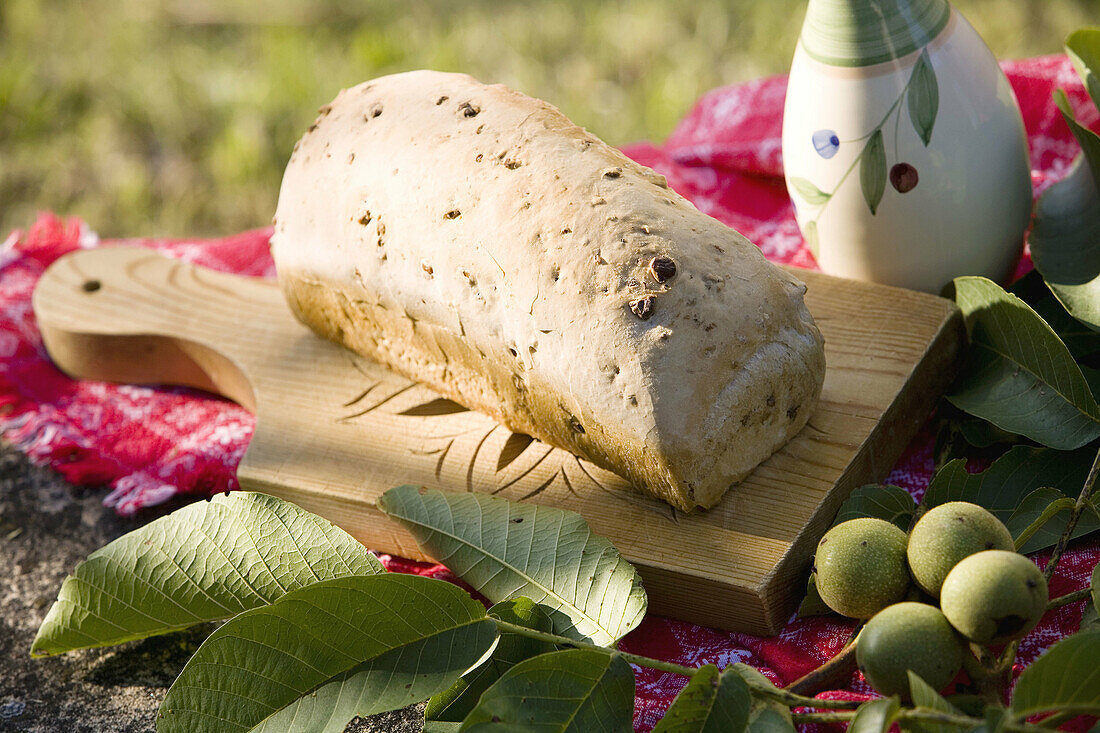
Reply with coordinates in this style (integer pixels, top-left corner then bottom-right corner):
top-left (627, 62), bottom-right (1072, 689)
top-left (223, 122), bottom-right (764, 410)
top-left (1, 0), bottom-right (1094, 238)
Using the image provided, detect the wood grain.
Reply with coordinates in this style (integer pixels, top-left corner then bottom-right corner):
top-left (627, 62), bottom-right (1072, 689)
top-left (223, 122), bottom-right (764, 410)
top-left (32, 247), bottom-right (964, 634)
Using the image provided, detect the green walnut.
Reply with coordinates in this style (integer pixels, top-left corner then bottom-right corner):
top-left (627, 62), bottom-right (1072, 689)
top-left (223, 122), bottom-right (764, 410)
top-left (814, 517), bottom-right (909, 619)
top-left (940, 550), bottom-right (1048, 644)
top-left (907, 501), bottom-right (1014, 597)
top-left (856, 602), bottom-right (963, 700)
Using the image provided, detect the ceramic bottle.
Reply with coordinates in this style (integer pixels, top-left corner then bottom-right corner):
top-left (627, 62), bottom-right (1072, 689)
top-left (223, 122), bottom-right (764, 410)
top-left (781, 0), bottom-right (1032, 293)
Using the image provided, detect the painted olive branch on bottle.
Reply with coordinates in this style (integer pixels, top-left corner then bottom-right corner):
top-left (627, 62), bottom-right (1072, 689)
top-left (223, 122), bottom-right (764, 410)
top-left (791, 47), bottom-right (937, 255)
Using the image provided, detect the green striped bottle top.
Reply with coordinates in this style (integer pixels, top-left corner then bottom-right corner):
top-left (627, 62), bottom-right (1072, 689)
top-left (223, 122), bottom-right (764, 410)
top-left (800, 0), bottom-right (950, 67)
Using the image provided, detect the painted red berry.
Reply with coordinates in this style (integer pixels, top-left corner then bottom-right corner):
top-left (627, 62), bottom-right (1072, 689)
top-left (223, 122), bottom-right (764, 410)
top-left (890, 163), bottom-right (919, 193)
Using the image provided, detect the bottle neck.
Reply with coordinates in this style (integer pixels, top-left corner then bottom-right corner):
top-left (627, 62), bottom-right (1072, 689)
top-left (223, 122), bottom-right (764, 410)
top-left (800, 0), bottom-right (951, 67)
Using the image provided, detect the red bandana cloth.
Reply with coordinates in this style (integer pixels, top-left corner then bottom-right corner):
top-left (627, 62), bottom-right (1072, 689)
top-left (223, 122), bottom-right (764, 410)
top-left (1, 54), bottom-right (1097, 731)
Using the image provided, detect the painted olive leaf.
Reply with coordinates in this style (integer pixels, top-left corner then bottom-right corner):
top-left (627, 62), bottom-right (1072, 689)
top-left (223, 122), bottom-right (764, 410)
top-left (1030, 128), bottom-right (1100, 335)
top-left (849, 696), bottom-right (900, 733)
top-left (946, 276), bottom-right (1100, 449)
top-left (790, 177), bottom-right (831, 206)
top-left (860, 129), bottom-right (886, 215)
top-left (378, 485), bottom-right (647, 646)
top-left (1010, 629), bottom-right (1100, 717)
top-left (832, 484), bottom-right (917, 531)
top-left (157, 574), bottom-right (497, 733)
top-left (651, 664), bottom-right (750, 733)
top-left (32, 492), bottom-right (382, 657)
top-left (1067, 28), bottom-right (1100, 110)
top-left (458, 649), bottom-right (635, 732)
top-left (426, 598), bottom-right (556, 724)
top-left (922, 445), bottom-right (1100, 552)
top-left (803, 220), bottom-right (820, 259)
top-left (901, 672), bottom-right (961, 733)
top-left (907, 49), bottom-right (938, 146)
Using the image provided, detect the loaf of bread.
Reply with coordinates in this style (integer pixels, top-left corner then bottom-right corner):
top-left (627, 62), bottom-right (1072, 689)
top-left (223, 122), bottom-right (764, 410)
top-left (271, 71), bottom-right (825, 511)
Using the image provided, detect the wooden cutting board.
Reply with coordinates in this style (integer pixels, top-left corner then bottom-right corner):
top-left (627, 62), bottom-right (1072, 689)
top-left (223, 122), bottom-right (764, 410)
top-left (33, 247), bottom-right (964, 635)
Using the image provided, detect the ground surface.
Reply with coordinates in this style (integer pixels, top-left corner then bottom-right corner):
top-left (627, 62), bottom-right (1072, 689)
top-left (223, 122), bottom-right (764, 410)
top-left (3, 0), bottom-right (1092, 239)
top-left (0, 442), bottom-right (421, 733)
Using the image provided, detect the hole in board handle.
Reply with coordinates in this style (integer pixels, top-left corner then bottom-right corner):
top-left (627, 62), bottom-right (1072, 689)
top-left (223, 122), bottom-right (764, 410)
top-left (81, 280), bottom-right (101, 293)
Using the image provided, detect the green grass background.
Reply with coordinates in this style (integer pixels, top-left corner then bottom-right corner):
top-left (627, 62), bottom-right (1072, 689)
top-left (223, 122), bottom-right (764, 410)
top-left (2, 0), bottom-right (1093, 238)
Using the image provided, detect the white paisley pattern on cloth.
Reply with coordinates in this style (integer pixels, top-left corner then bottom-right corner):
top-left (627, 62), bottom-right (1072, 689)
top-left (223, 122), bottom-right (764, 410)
top-left (1, 55), bottom-right (1098, 732)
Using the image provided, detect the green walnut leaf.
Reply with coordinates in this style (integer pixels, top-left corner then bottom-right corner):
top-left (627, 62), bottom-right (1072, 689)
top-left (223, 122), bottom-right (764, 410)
top-left (157, 574), bottom-right (497, 733)
top-left (1083, 563), bottom-right (1100, 631)
top-left (1010, 630), bottom-right (1100, 717)
top-left (947, 276), bottom-right (1100, 449)
top-left (746, 704), bottom-right (795, 733)
top-left (728, 666), bottom-right (796, 732)
top-left (1030, 129), bottom-right (1100, 336)
top-left (32, 492), bottom-right (383, 657)
top-left (849, 696), bottom-right (900, 733)
top-left (458, 649), bottom-right (635, 732)
top-left (1093, 561), bottom-right (1100, 610)
top-left (923, 445), bottom-right (1100, 552)
top-left (790, 177), bottom-right (831, 205)
top-left (860, 129), bottom-right (887, 215)
top-left (1004, 487), bottom-right (1091, 554)
top-left (833, 484), bottom-right (917, 531)
top-left (1083, 600), bottom-right (1100, 632)
top-left (901, 672), bottom-right (961, 733)
top-left (651, 664), bottom-right (750, 733)
top-left (378, 485), bottom-right (647, 646)
top-left (796, 573), bottom-right (833, 618)
top-left (907, 49), bottom-right (938, 146)
top-left (957, 417), bottom-right (1021, 449)
top-left (980, 706), bottom-right (1009, 733)
top-left (1067, 29), bottom-right (1100, 111)
top-left (1010, 271), bottom-right (1100, 361)
top-left (1031, 30), bottom-right (1100, 337)
top-left (426, 598), bottom-right (556, 724)
top-left (425, 724), bottom-right (464, 733)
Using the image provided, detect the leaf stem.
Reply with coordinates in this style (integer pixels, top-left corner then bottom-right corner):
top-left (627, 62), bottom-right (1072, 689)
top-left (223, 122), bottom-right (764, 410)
top-left (1046, 586), bottom-right (1092, 610)
top-left (784, 626), bottom-right (861, 696)
top-left (492, 620), bottom-right (859, 710)
top-left (1013, 496), bottom-right (1076, 551)
top-left (1044, 443), bottom-right (1100, 581)
top-left (792, 709), bottom-right (1038, 731)
top-left (802, 66), bottom-right (917, 225)
top-left (990, 444), bottom-right (1100, 708)
top-left (492, 620), bottom-right (698, 677)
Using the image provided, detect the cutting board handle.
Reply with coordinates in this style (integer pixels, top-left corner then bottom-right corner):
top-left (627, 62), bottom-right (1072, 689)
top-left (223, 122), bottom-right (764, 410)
top-left (32, 247), bottom-right (283, 412)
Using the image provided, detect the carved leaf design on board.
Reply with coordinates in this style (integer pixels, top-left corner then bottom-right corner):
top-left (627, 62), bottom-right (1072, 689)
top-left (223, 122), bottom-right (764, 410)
top-left (398, 398), bottom-right (470, 416)
top-left (334, 367), bottom-right (678, 521)
top-left (497, 432), bottom-right (535, 472)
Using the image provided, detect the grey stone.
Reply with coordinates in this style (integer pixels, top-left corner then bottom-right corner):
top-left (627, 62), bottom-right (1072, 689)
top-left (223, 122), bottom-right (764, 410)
top-left (0, 442), bottom-right (422, 732)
